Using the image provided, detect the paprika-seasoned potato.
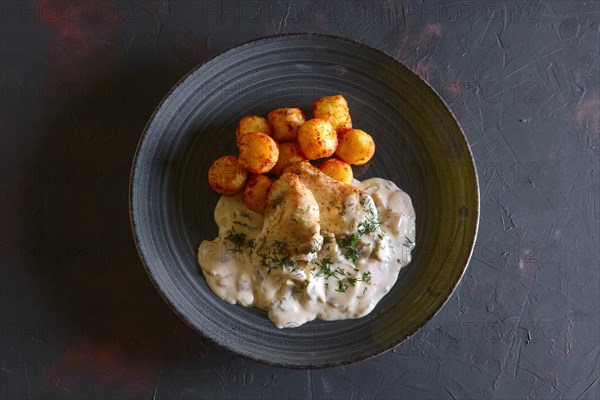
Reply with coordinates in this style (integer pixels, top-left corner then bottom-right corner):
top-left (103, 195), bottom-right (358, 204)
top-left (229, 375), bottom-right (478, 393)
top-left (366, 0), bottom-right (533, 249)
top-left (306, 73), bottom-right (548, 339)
top-left (297, 118), bottom-right (338, 160)
top-left (236, 115), bottom-right (271, 143)
top-left (313, 95), bottom-right (352, 133)
top-left (335, 129), bottom-right (375, 165)
top-left (242, 174), bottom-right (274, 214)
top-left (238, 132), bottom-right (279, 173)
top-left (319, 158), bottom-right (353, 185)
top-left (267, 108), bottom-right (306, 142)
top-left (271, 142), bottom-right (305, 176)
top-left (208, 156), bottom-right (248, 195)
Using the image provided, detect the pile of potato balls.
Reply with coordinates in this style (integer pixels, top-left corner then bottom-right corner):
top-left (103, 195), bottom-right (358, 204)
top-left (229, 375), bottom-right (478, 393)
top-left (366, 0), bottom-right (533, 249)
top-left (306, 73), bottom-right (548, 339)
top-left (208, 95), bottom-right (375, 214)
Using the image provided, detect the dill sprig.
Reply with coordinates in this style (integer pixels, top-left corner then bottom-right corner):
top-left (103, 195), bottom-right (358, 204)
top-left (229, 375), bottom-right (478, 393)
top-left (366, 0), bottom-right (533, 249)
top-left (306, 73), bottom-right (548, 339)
top-left (335, 280), bottom-right (348, 293)
top-left (337, 197), bottom-right (382, 263)
top-left (347, 271), bottom-right (372, 286)
top-left (239, 211), bottom-right (253, 220)
top-left (259, 240), bottom-right (299, 273)
top-left (315, 258), bottom-right (344, 279)
top-left (357, 218), bottom-right (382, 236)
top-left (225, 231), bottom-right (246, 252)
top-left (343, 246), bottom-right (360, 262)
top-left (339, 232), bottom-right (360, 248)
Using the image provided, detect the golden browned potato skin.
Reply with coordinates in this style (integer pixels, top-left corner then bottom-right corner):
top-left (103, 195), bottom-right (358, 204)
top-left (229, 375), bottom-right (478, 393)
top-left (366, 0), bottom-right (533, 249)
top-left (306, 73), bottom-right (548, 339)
top-left (267, 108), bottom-right (306, 142)
top-left (208, 156), bottom-right (248, 195)
top-left (335, 129), bottom-right (375, 165)
top-left (238, 132), bottom-right (279, 173)
top-left (271, 142), bottom-right (305, 176)
top-left (242, 174), bottom-right (274, 214)
top-left (313, 95), bottom-right (352, 133)
top-left (235, 115), bottom-right (272, 143)
top-left (319, 158), bottom-right (353, 184)
top-left (296, 118), bottom-right (338, 160)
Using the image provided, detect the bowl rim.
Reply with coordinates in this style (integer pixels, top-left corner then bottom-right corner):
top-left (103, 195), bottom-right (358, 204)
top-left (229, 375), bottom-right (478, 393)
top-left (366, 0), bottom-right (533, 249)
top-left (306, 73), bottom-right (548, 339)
top-left (129, 32), bottom-right (480, 369)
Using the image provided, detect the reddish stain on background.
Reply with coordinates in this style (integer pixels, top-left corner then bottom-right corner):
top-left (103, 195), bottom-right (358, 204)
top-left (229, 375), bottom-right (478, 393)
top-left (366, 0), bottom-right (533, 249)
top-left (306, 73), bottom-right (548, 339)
top-left (415, 63), bottom-right (430, 80)
top-left (423, 23), bottom-right (443, 38)
top-left (45, 340), bottom-right (158, 396)
top-left (36, 0), bottom-right (122, 80)
top-left (393, 23), bottom-right (443, 81)
top-left (574, 91), bottom-right (600, 137)
top-left (183, 34), bottom-right (213, 65)
top-left (445, 81), bottom-right (462, 97)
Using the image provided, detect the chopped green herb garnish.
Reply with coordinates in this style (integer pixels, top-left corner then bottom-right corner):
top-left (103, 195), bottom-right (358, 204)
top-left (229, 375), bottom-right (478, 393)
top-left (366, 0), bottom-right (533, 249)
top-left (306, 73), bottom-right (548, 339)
top-left (273, 240), bottom-right (286, 253)
top-left (339, 232), bottom-right (360, 248)
top-left (258, 240), bottom-right (301, 272)
top-left (335, 280), bottom-right (348, 293)
top-left (239, 211), bottom-right (252, 220)
top-left (280, 256), bottom-right (297, 270)
top-left (225, 231), bottom-right (246, 252)
top-left (315, 258), bottom-right (344, 279)
top-left (347, 271), bottom-right (371, 286)
top-left (309, 237), bottom-right (322, 253)
top-left (343, 246), bottom-right (360, 262)
top-left (357, 218), bottom-right (382, 236)
top-left (336, 202), bottom-right (383, 263)
top-left (362, 271), bottom-right (372, 283)
top-left (338, 232), bottom-right (361, 262)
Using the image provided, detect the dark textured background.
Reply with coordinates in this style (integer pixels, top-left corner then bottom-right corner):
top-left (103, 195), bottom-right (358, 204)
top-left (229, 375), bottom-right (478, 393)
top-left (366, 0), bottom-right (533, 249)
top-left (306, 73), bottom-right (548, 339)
top-left (1, 1), bottom-right (599, 399)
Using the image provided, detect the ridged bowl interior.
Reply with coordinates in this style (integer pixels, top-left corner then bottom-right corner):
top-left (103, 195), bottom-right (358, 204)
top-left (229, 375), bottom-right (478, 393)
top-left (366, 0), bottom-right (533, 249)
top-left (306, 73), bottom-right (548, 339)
top-left (130, 34), bottom-right (479, 368)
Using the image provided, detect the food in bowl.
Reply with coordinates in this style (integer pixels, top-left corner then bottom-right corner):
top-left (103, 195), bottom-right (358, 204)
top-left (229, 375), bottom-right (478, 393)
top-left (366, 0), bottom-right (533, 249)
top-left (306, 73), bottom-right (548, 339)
top-left (198, 95), bottom-right (416, 328)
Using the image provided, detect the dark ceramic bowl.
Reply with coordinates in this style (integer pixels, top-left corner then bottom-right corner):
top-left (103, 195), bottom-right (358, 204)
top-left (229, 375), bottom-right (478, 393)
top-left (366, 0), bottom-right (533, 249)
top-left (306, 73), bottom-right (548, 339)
top-left (130, 34), bottom-right (479, 368)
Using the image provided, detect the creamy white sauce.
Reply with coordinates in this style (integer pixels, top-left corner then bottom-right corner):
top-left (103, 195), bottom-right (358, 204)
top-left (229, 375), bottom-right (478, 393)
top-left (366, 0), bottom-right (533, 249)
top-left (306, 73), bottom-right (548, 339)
top-left (197, 178), bottom-right (416, 328)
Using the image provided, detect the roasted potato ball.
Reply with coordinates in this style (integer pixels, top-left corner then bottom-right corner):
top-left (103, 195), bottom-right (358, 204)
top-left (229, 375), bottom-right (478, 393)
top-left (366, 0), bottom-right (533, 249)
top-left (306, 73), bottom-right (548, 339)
top-left (271, 142), bottom-right (305, 176)
top-left (319, 158), bottom-right (353, 185)
top-left (242, 174), bottom-right (274, 214)
top-left (313, 95), bottom-right (352, 133)
top-left (267, 108), bottom-right (306, 142)
top-left (297, 118), bottom-right (338, 160)
top-left (208, 156), bottom-right (248, 195)
top-left (236, 115), bottom-right (271, 143)
top-left (238, 132), bottom-right (279, 173)
top-left (335, 129), bottom-right (375, 165)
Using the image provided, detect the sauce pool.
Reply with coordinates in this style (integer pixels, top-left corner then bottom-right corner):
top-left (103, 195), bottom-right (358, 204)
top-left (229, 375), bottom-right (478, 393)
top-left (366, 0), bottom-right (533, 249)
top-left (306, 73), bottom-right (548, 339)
top-left (198, 178), bottom-right (416, 328)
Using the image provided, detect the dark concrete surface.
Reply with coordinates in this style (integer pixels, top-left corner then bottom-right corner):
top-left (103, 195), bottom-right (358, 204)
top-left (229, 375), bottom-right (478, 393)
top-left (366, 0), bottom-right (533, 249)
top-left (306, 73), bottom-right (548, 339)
top-left (1, 1), bottom-right (598, 399)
